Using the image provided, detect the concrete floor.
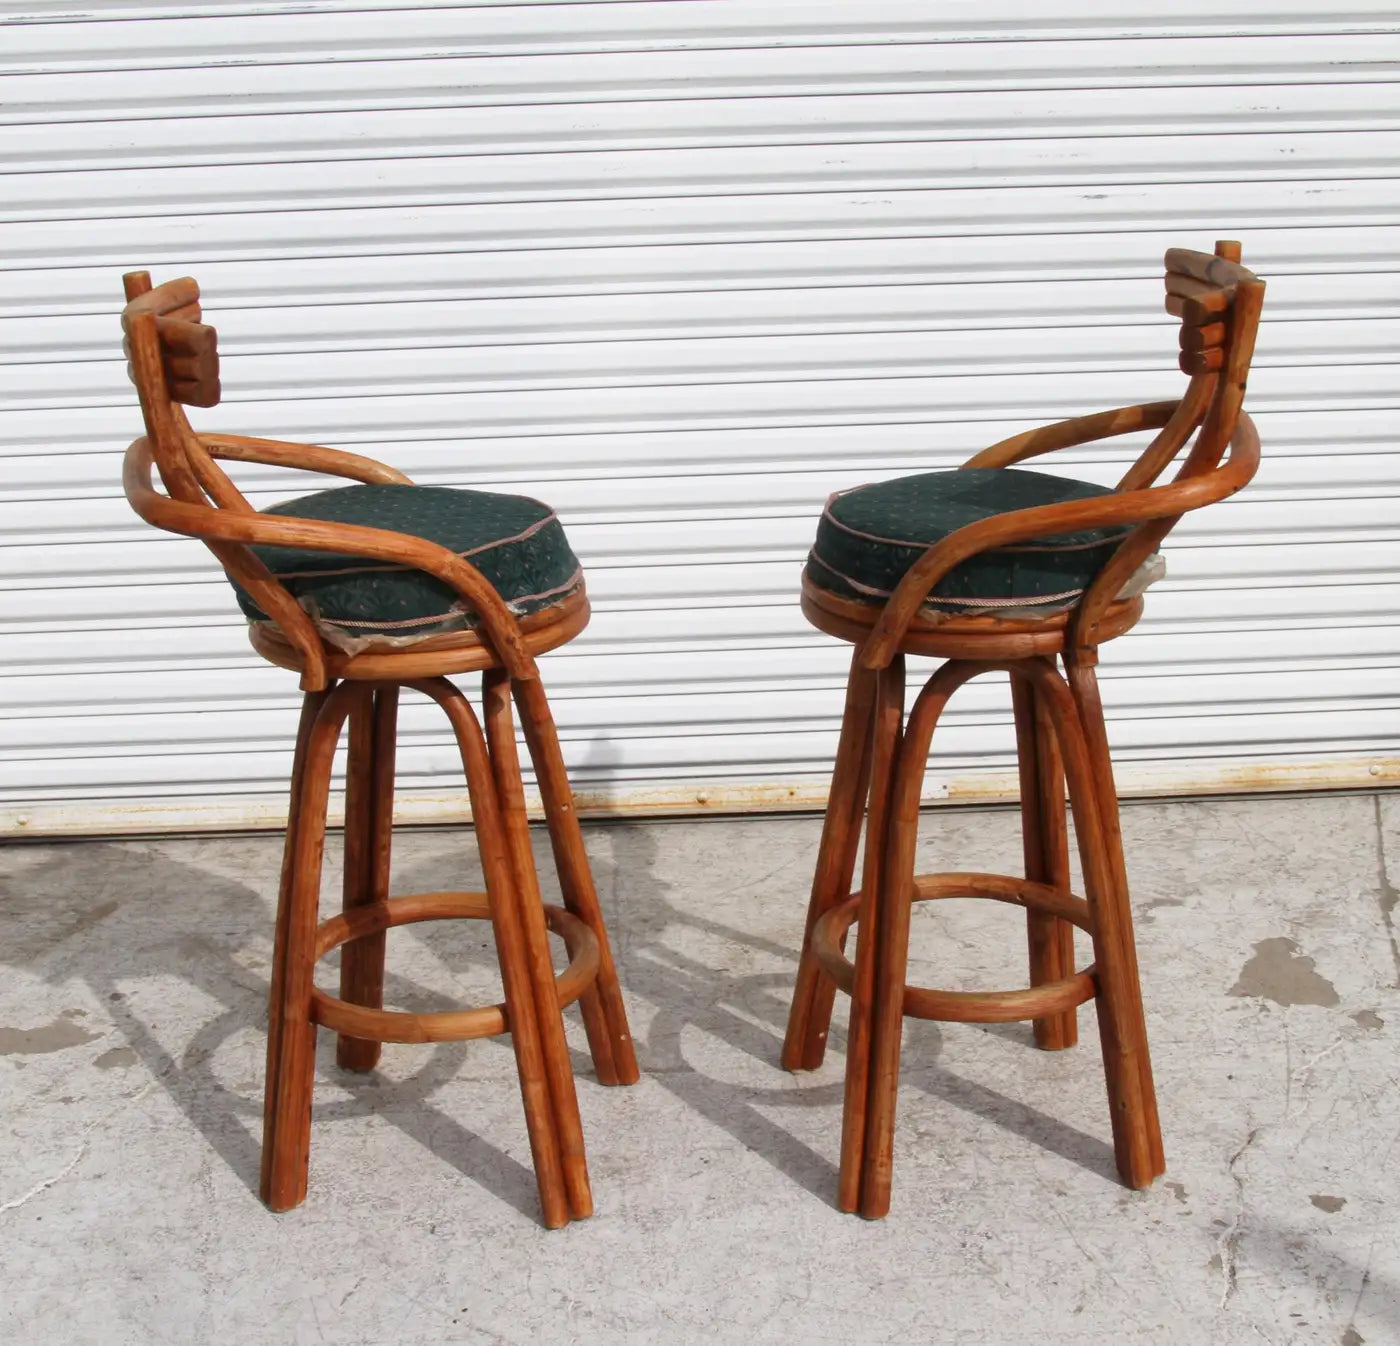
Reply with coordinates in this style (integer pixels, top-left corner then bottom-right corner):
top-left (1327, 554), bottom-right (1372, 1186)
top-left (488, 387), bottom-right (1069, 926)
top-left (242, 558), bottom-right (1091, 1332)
top-left (2, 794), bottom-right (1398, 1345)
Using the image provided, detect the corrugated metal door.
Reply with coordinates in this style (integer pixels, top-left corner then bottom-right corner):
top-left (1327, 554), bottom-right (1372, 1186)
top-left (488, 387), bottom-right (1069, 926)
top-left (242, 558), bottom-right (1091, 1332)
top-left (3, 1), bottom-right (1399, 835)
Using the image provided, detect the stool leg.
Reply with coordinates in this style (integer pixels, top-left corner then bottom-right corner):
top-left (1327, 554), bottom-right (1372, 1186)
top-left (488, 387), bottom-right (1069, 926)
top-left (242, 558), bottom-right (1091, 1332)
top-left (1066, 659), bottom-right (1165, 1179)
top-left (857, 729), bottom-right (916, 1219)
top-left (513, 674), bottom-right (639, 1088)
top-left (1011, 674), bottom-right (1078, 1050)
top-left (484, 671), bottom-right (594, 1221)
top-left (337, 684), bottom-right (398, 1072)
top-left (420, 678), bottom-right (571, 1229)
top-left (856, 657), bottom-right (980, 1218)
top-left (783, 650), bottom-right (878, 1072)
top-left (262, 684), bottom-right (354, 1212)
top-left (837, 656), bottom-right (904, 1213)
top-left (1029, 660), bottom-right (1160, 1188)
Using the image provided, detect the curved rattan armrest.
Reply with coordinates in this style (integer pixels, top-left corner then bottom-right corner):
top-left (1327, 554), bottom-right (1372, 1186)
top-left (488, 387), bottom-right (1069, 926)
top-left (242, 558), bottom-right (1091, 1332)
top-left (199, 434), bottom-right (413, 486)
top-left (859, 411), bottom-right (1261, 669)
top-left (124, 438), bottom-right (538, 680)
top-left (963, 401), bottom-right (1181, 470)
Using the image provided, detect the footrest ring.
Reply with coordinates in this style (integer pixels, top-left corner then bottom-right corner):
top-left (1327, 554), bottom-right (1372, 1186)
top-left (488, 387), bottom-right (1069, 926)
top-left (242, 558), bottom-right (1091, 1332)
top-left (309, 891), bottom-right (600, 1044)
top-left (812, 871), bottom-right (1097, 1025)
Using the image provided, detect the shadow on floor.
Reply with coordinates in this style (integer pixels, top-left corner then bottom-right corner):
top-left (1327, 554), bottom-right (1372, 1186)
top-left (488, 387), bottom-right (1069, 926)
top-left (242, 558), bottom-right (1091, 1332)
top-left (0, 839), bottom-right (542, 1219)
top-left (1, 815), bottom-right (1117, 1221)
top-left (594, 821), bottom-right (1117, 1199)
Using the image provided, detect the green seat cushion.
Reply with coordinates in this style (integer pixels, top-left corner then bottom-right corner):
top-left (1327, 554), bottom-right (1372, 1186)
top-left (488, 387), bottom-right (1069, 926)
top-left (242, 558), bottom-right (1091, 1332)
top-left (232, 483), bottom-right (583, 640)
top-left (806, 467), bottom-right (1131, 613)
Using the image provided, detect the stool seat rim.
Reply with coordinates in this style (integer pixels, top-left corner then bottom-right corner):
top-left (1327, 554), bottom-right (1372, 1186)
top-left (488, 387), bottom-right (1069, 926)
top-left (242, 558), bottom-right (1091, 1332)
top-left (800, 573), bottom-right (1142, 658)
top-left (250, 587), bottom-right (590, 681)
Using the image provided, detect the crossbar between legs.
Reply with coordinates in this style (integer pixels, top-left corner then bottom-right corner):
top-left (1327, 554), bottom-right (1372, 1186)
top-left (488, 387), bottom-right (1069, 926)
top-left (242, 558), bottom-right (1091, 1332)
top-left (810, 872), bottom-right (1097, 1023)
top-left (309, 891), bottom-right (600, 1042)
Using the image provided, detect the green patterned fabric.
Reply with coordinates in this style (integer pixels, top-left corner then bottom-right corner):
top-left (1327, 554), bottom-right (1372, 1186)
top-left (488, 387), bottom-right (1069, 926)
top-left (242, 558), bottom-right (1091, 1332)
top-left (806, 467), bottom-right (1131, 612)
top-left (232, 483), bottom-right (583, 639)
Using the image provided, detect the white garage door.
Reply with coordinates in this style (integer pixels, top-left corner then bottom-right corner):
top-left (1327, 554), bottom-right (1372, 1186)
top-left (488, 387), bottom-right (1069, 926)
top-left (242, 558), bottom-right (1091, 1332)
top-left (2, 1), bottom-right (1398, 835)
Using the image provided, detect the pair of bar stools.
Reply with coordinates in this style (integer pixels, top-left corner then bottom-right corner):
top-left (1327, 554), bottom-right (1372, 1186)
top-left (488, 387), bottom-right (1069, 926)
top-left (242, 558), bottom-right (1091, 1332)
top-left (120, 242), bottom-right (1264, 1225)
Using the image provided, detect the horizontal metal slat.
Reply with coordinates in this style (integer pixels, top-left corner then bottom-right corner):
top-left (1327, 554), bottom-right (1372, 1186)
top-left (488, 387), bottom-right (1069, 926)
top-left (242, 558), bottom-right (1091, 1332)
top-left (6, 178), bottom-right (1396, 273)
top-left (4, 441), bottom-right (1399, 549)
top-left (4, 705), bottom-right (1398, 801)
top-left (10, 318), bottom-right (1399, 414)
top-left (6, 668), bottom-right (1400, 768)
top-left (5, 403), bottom-right (1399, 499)
top-left (7, 227), bottom-right (1397, 318)
top-left (0, 473), bottom-right (1391, 580)
top-left (5, 367), bottom-right (1395, 468)
top-left (12, 130), bottom-right (1400, 226)
top-left (5, 616), bottom-right (1400, 704)
top-left (9, 84), bottom-right (1400, 174)
top-left (8, 7), bottom-right (1400, 79)
top-left (8, 273), bottom-right (1400, 373)
top-left (8, 0), bottom-right (1398, 36)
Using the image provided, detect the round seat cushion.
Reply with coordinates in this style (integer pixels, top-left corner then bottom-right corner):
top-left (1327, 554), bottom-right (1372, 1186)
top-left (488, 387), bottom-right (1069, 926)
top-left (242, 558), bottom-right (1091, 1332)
top-left (806, 467), bottom-right (1133, 613)
top-left (232, 483), bottom-right (583, 642)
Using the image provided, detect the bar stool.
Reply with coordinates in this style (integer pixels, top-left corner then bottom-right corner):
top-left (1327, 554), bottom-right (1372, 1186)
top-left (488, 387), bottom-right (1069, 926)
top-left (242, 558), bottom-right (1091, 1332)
top-left (782, 243), bottom-right (1266, 1218)
top-left (119, 271), bottom-right (638, 1228)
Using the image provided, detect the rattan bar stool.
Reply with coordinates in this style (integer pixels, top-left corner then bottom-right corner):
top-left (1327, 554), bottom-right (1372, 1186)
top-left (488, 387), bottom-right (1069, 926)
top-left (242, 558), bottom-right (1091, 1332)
top-left (119, 271), bottom-right (638, 1228)
top-left (782, 242), bottom-right (1266, 1218)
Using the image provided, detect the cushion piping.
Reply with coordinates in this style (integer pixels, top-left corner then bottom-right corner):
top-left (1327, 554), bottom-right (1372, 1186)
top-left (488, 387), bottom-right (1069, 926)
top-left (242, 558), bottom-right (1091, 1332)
top-left (819, 490), bottom-right (1125, 554)
top-left (296, 567), bottom-right (585, 631)
top-left (807, 550), bottom-right (1086, 609)
top-left (258, 508), bottom-right (559, 581)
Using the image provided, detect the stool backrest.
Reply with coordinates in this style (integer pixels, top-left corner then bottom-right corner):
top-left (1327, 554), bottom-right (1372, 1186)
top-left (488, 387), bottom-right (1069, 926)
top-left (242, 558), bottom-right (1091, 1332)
top-left (120, 270), bottom-right (331, 674)
top-left (853, 240), bottom-right (1268, 665)
top-left (120, 270), bottom-right (254, 513)
top-left (1071, 240), bottom-right (1265, 646)
top-left (1116, 240), bottom-right (1265, 493)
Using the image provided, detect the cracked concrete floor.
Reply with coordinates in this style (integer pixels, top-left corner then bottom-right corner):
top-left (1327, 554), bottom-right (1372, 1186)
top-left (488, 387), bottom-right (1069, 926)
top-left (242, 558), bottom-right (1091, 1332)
top-left (2, 793), bottom-right (1399, 1345)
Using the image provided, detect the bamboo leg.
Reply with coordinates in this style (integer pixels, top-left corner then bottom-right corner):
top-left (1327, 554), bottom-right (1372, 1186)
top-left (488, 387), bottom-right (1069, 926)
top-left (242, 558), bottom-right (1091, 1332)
top-left (337, 685), bottom-right (398, 1071)
top-left (262, 684), bottom-right (355, 1212)
top-left (1011, 675), bottom-right (1078, 1050)
top-left (418, 678), bottom-right (571, 1229)
top-left (857, 737), bottom-right (916, 1220)
top-left (260, 688), bottom-right (330, 1205)
top-left (484, 671), bottom-right (593, 1221)
top-left (1028, 660), bottom-right (1158, 1188)
top-left (783, 649), bottom-right (879, 1072)
top-left (513, 675), bottom-right (639, 1088)
top-left (837, 655), bottom-right (904, 1213)
top-left (1034, 690), bottom-right (1078, 1045)
top-left (1065, 658), bottom-right (1165, 1178)
top-left (857, 658), bottom-right (982, 1218)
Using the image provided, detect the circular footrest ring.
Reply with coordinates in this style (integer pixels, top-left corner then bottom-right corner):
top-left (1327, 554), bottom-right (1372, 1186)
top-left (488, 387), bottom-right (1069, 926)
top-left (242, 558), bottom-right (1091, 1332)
top-left (812, 871), bottom-right (1097, 1025)
top-left (309, 891), bottom-right (600, 1044)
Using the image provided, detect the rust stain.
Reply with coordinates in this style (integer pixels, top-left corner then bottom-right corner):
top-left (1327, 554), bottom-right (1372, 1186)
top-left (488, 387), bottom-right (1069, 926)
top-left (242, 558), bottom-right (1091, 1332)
top-left (5, 756), bottom-right (1398, 839)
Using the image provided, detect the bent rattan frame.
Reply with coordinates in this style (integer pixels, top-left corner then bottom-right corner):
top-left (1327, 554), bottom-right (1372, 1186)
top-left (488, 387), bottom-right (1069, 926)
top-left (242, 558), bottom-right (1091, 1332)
top-left (782, 241), bottom-right (1265, 1219)
top-left (118, 270), bottom-right (639, 1230)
